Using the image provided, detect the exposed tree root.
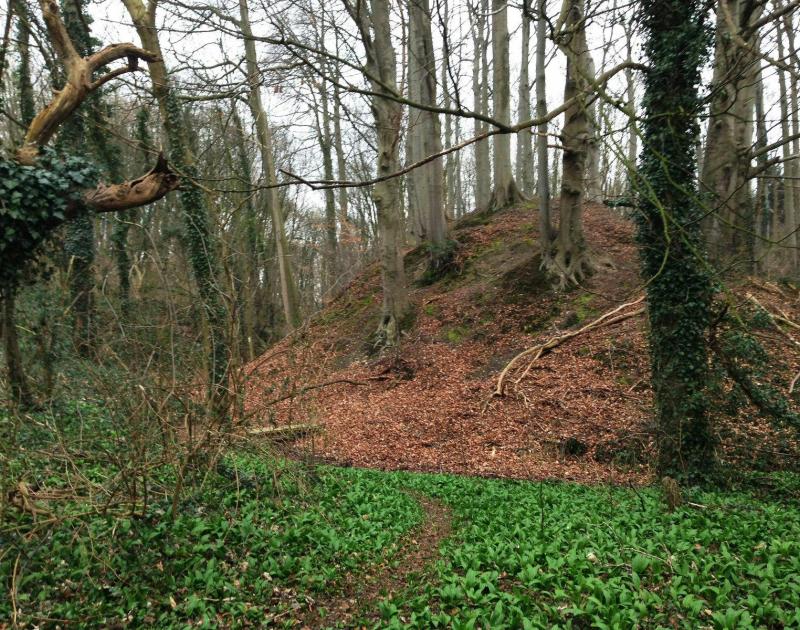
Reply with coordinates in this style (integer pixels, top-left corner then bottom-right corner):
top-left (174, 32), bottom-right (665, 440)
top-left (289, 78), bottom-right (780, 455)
top-left (542, 244), bottom-right (616, 289)
top-left (485, 178), bottom-right (525, 213)
top-left (493, 296), bottom-right (645, 397)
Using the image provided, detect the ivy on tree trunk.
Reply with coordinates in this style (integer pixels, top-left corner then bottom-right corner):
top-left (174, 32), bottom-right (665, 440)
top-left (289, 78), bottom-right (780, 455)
top-left (637, 0), bottom-right (716, 477)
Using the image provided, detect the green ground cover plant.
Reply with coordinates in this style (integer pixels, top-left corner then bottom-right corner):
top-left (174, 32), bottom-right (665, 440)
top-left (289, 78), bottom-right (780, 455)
top-left (3, 403), bottom-right (800, 628)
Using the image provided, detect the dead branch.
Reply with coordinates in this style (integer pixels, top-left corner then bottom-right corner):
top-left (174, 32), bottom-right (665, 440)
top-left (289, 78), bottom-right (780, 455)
top-left (262, 376), bottom-right (389, 408)
top-left (494, 296), bottom-right (645, 396)
top-left (246, 424), bottom-right (323, 442)
top-left (15, 0), bottom-right (158, 165)
top-left (7, 482), bottom-right (52, 517)
top-left (82, 153), bottom-right (179, 213)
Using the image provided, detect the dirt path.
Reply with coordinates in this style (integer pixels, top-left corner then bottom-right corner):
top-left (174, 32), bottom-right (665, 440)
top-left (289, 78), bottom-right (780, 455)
top-left (301, 493), bottom-right (452, 628)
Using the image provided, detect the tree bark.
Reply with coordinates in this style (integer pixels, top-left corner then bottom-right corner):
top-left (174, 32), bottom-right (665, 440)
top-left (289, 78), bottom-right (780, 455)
top-left (407, 0), bottom-right (446, 247)
top-left (516, 3), bottom-right (534, 196)
top-left (777, 17), bottom-right (798, 275)
top-left (702, 0), bottom-right (763, 272)
top-left (536, 0), bottom-right (553, 260)
top-left (639, 0), bottom-right (715, 477)
top-left (471, 0), bottom-right (491, 211)
top-left (2, 289), bottom-right (34, 409)
top-left (488, 0), bottom-right (523, 210)
top-left (348, 0), bottom-right (409, 346)
top-left (547, 0), bottom-right (596, 286)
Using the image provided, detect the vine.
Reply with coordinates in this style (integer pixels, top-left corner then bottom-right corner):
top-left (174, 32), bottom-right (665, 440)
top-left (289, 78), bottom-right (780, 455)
top-left (0, 150), bottom-right (98, 295)
top-left (636, 0), bottom-right (716, 477)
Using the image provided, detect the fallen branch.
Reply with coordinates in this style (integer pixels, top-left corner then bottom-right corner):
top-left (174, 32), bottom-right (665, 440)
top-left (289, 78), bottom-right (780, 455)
top-left (7, 482), bottom-right (52, 517)
top-left (246, 424), bottom-right (322, 442)
top-left (494, 296), bottom-right (645, 397)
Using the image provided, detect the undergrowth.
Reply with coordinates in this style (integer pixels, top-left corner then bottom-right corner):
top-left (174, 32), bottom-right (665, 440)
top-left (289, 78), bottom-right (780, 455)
top-left (3, 403), bottom-right (800, 628)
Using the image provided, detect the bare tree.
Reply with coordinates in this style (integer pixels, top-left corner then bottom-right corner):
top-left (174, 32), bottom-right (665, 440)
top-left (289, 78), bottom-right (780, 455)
top-left (346, 0), bottom-right (409, 345)
top-left (488, 0), bottom-right (524, 210)
top-left (516, 1), bottom-right (534, 195)
top-left (407, 0), bottom-right (447, 245)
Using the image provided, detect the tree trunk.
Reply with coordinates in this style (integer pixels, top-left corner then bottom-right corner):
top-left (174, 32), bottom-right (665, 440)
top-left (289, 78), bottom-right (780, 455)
top-left (536, 0), bottom-right (553, 260)
top-left (584, 52), bottom-right (603, 203)
top-left (488, 0), bottom-right (523, 210)
top-left (639, 0), bottom-right (715, 477)
top-left (407, 0), bottom-right (446, 248)
top-left (783, 10), bottom-right (800, 278)
top-left (624, 17), bottom-right (637, 185)
top-left (777, 18), bottom-right (798, 275)
top-left (123, 0), bottom-right (231, 417)
top-left (701, 0), bottom-right (763, 272)
top-left (471, 0), bottom-right (491, 211)
top-left (238, 0), bottom-right (301, 330)
top-left (351, 0), bottom-right (409, 346)
top-left (314, 78), bottom-right (339, 293)
top-left (516, 4), bottom-right (534, 196)
top-left (754, 62), bottom-right (772, 274)
top-left (2, 289), bottom-right (34, 409)
top-left (332, 79), bottom-right (358, 282)
top-left (547, 0), bottom-right (596, 286)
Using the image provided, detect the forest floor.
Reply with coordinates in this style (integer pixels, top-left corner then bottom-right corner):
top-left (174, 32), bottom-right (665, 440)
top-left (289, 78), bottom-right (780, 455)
top-left (6, 203), bottom-right (800, 627)
top-left (245, 201), bottom-right (800, 484)
top-left (4, 427), bottom-right (800, 628)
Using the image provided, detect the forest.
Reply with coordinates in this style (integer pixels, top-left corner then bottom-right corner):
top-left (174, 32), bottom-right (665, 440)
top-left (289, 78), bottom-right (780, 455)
top-left (2, 0), bottom-right (800, 626)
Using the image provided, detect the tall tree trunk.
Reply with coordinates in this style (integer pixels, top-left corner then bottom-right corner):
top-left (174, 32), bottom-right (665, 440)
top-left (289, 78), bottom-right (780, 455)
top-left (232, 106), bottom-right (261, 361)
top-left (516, 3), bottom-right (534, 196)
top-left (623, 16), bottom-right (637, 184)
top-left (332, 79), bottom-right (357, 281)
top-left (349, 0), bottom-right (409, 345)
top-left (407, 0), bottom-right (446, 247)
top-left (783, 9), bottom-right (800, 277)
top-left (123, 0), bottom-right (231, 417)
top-left (639, 0), bottom-right (715, 477)
top-left (314, 78), bottom-right (339, 293)
top-left (754, 62), bottom-right (772, 274)
top-left (701, 0), bottom-right (763, 272)
top-left (238, 0), bottom-right (301, 330)
top-left (584, 55), bottom-right (602, 203)
top-left (488, 0), bottom-right (523, 210)
top-left (441, 0), bottom-right (460, 220)
top-left (777, 17), bottom-right (798, 275)
top-left (547, 0), bottom-right (596, 286)
top-left (14, 0), bottom-right (34, 130)
top-left (471, 0), bottom-right (491, 210)
top-left (536, 0), bottom-right (553, 261)
top-left (59, 0), bottom-right (95, 358)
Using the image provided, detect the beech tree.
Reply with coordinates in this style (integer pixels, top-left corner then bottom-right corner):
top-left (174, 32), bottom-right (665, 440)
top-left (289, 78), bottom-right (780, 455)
top-left (702, 0), bottom-right (764, 271)
top-left (407, 0), bottom-right (446, 247)
top-left (345, 0), bottom-right (409, 346)
top-left (487, 0), bottom-right (524, 210)
top-left (545, 0), bottom-right (599, 285)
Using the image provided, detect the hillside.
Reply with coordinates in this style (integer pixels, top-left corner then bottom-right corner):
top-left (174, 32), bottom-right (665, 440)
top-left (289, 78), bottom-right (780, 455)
top-left (245, 202), bottom-right (800, 484)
